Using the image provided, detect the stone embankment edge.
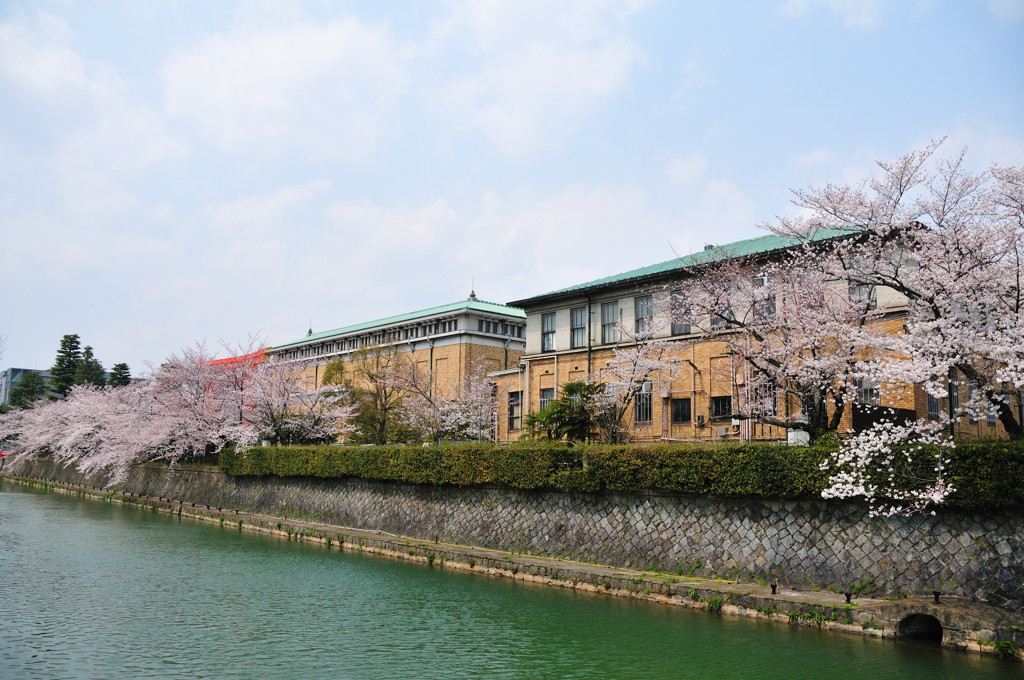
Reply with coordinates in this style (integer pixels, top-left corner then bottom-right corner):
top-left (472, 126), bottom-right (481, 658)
top-left (4, 472), bottom-right (1022, 662)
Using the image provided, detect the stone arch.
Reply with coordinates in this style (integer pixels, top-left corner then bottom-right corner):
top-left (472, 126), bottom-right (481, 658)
top-left (897, 613), bottom-right (943, 644)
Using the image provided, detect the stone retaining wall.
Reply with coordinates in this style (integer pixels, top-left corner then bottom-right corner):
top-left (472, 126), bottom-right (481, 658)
top-left (11, 457), bottom-right (1023, 609)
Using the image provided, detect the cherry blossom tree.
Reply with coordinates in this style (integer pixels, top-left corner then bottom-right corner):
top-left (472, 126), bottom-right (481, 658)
top-left (596, 321), bottom-right (679, 442)
top-left (669, 246), bottom-right (878, 441)
top-left (774, 141), bottom-right (1024, 438)
top-left (348, 344), bottom-right (407, 444)
top-left (769, 141), bottom-right (1024, 514)
top-left (241, 354), bottom-right (354, 445)
top-left (0, 337), bottom-right (357, 482)
top-left (399, 357), bottom-right (495, 443)
top-left (148, 341), bottom-right (242, 461)
top-left (2, 381), bottom-right (174, 483)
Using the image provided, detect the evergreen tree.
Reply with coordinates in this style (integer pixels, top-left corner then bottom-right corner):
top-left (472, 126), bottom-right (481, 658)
top-left (49, 334), bottom-right (82, 397)
top-left (108, 363), bottom-right (132, 387)
top-left (75, 346), bottom-right (106, 387)
top-left (9, 371), bottom-right (47, 408)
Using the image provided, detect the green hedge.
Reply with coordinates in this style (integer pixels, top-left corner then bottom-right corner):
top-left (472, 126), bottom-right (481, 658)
top-left (927, 440), bottom-right (1024, 510)
top-left (218, 440), bottom-right (1024, 510)
top-left (220, 441), bottom-right (830, 499)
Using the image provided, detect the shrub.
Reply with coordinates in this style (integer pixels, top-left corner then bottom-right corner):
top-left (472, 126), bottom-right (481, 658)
top-left (218, 439), bottom-right (1024, 510)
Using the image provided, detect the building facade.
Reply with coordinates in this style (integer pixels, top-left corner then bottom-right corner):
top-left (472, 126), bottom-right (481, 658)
top-left (269, 293), bottom-right (526, 405)
top-left (492, 232), bottom-right (1015, 444)
top-left (0, 368), bottom-right (52, 407)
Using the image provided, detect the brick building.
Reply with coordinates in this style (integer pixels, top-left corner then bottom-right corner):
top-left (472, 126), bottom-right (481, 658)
top-left (492, 232), bottom-right (1012, 443)
top-left (269, 293), bottom-right (525, 402)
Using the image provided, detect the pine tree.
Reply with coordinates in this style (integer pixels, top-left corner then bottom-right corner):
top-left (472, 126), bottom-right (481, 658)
top-left (108, 363), bottom-right (132, 387)
top-left (9, 370), bottom-right (48, 408)
top-left (75, 346), bottom-right (106, 387)
top-left (49, 334), bottom-right (82, 397)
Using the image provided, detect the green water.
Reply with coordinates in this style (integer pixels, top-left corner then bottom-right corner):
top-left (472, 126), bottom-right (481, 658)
top-left (0, 482), bottom-right (1017, 680)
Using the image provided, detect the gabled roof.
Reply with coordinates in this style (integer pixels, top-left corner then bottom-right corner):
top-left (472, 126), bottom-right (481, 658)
top-left (272, 297), bottom-right (526, 350)
top-left (509, 228), bottom-right (854, 306)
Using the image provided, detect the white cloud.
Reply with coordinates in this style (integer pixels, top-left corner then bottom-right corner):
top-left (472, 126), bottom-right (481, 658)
top-left (980, 0), bottom-right (1024, 21)
top-left (673, 60), bottom-right (713, 107)
top-left (161, 17), bottom-right (409, 159)
top-left (211, 180), bottom-right (331, 235)
top-left (0, 12), bottom-right (183, 215)
top-left (0, 12), bottom-right (106, 102)
top-left (667, 153), bottom-right (708, 187)
top-left (930, 123), bottom-right (1024, 171)
top-left (780, 0), bottom-right (883, 29)
top-left (458, 183), bottom-right (671, 299)
top-left (794, 149), bottom-right (834, 165)
top-left (433, 0), bottom-right (645, 156)
top-left (671, 180), bottom-right (757, 252)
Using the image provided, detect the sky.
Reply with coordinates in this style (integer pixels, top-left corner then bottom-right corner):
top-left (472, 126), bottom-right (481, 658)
top-left (1, 0), bottom-right (1022, 375)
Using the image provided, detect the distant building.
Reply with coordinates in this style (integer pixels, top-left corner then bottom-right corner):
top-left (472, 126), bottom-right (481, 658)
top-left (268, 293), bottom-right (526, 398)
top-left (0, 368), bottom-right (52, 406)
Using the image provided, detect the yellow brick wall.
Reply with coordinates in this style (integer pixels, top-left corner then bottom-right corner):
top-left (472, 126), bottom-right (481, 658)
top-left (296, 340), bottom-right (519, 395)
top-left (495, 310), bottom-right (1019, 443)
top-left (832, 315), bottom-right (1015, 439)
top-left (493, 339), bottom-right (789, 443)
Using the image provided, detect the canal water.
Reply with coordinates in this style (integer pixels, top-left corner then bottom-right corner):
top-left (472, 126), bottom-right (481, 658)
top-left (1, 482), bottom-right (1017, 680)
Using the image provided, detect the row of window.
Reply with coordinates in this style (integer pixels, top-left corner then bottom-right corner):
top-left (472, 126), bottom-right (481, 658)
top-left (540, 294), bottom-right (695, 353)
top-left (478, 319), bottom-right (524, 338)
top-left (506, 390), bottom-right (735, 430)
top-left (279, 317), bottom-right (479, 361)
top-left (540, 277), bottom-right (871, 353)
top-left (540, 297), bottom-right (650, 353)
top-left (856, 377), bottom-right (998, 426)
top-left (637, 395), bottom-right (733, 424)
top-left (926, 384), bottom-right (998, 425)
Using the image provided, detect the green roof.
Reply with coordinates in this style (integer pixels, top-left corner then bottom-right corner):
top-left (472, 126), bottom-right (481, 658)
top-left (273, 297), bottom-right (526, 350)
top-left (509, 228), bottom-right (853, 306)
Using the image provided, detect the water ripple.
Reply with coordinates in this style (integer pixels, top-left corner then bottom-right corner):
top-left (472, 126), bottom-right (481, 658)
top-left (1, 482), bottom-right (1016, 680)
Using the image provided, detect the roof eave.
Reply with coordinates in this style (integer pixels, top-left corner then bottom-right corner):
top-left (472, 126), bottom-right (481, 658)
top-left (507, 232), bottom-right (855, 309)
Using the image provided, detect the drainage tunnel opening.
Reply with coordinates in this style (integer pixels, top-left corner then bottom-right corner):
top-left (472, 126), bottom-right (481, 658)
top-left (898, 613), bottom-right (943, 644)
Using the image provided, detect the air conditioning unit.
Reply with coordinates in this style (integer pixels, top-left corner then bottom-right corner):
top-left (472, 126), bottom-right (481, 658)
top-left (718, 427), bottom-right (729, 437)
top-left (696, 414), bottom-right (705, 426)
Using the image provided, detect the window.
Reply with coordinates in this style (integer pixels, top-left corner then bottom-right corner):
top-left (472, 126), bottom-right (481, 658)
top-left (754, 381), bottom-right (778, 416)
top-left (711, 306), bottom-right (735, 329)
top-left (948, 380), bottom-right (960, 413)
top-left (855, 377), bottom-right (880, 406)
top-left (634, 295), bottom-right (653, 334)
top-left (541, 312), bottom-right (556, 352)
top-left (634, 381), bottom-right (653, 423)
top-left (539, 388), bottom-right (555, 411)
top-left (927, 392), bottom-right (940, 419)
top-left (671, 290), bottom-right (691, 335)
top-left (850, 282), bottom-right (877, 307)
top-left (988, 410), bottom-right (997, 426)
top-left (671, 398), bottom-right (691, 424)
top-left (570, 307), bottom-right (586, 348)
top-left (711, 396), bottom-right (732, 421)
top-left (508, 391), bottom-right (522, 431)
top-left (753, 274), bottom-right (776, 318)
top-left (601, 301), bottom-right (619, 344)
